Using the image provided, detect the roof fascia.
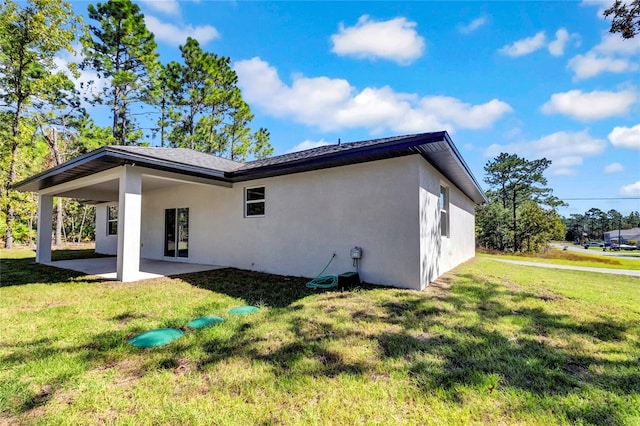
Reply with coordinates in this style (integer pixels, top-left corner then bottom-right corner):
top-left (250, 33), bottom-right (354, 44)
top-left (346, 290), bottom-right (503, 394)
top-left (441, 133), bottom-right (488, 204)
top-left (13, 147), bottom-right (231, 192)
top-left (12, 147), bottom-right (111, 192)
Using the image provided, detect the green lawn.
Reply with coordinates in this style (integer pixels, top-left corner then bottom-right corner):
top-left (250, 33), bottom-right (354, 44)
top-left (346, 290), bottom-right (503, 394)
top-left (1, 248), bottom-right (639, 425)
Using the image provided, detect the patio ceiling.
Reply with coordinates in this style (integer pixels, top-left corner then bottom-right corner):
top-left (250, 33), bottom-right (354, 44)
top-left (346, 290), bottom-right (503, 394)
top-left (43, 170), bottom-right (231, 204)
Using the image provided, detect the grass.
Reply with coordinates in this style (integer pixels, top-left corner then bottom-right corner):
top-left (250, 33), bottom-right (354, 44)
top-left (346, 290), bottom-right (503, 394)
top-left (478, 247), bottom-right (640, 271)
top-left (1, 248), bottom-right (639, 425)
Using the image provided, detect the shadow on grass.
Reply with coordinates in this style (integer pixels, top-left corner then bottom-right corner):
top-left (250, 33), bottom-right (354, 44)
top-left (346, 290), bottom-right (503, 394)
top-left (182, 269), bottom-right (639, 392)
top-left (395, 274), bottom-right (639, 424)
top-left (2, 262), bottom-right (639, 424)
top-left (184, 270), bottom-right (637, 425)
top-left (178, 267), bottom-right (379, 309)
top-left (0, 249), bottom-right (110, 287)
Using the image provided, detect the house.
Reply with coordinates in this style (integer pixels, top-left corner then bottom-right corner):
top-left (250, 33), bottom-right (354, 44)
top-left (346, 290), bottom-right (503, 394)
top-left (604, 227), bottom-right (640, 245)
top-left (14, 131), bottom-right (486, 290)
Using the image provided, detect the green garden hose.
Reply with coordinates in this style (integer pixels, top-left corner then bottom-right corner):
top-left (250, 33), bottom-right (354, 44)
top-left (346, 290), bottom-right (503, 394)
top-left (306, 253), bottom-right (338, 289)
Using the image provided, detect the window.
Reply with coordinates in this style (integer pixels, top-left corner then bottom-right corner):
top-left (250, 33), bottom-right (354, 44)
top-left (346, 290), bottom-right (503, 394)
top-left (245, 186), bottom-right (265, 217)
top-left (165, 208), bottom-right (189, 258)
top-left (107, 205), bottom-right (118, 235)
top-left (440, 185), bottom-right (449, 237)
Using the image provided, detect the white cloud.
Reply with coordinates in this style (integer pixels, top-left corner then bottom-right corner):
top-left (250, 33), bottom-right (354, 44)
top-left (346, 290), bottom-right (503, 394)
top-left (499, 31), bottom-right (546, 57)
top-left (287, 139), bottom-right (332, 153)
top-left (604, 162), bottom-right (625, 173)
top-left (568, 33), bottom-right (640, 79)
top-left (548, 28), bottom-right (571, 56)
top-left (145, 15), bottom-right (219, 47)
top-left (500, 28), bottom-right (578, 58)
top-left (457, 16), bottom-right (487, 34)
top-left (53, 47), bottom-right (108, 106)
top-left (620, 181), bottom-right (640, 196)
top-left (418, 97), bottom-right (514, 129)
top-left (234, 57), bottom-right (513, 134)
top-left (331, 15), bottom-right (425, 64)
top-left (568, 53), bottom-right (638, 80)
top-left (139, 0), bottom-right (181, 16)
top-left (609, 124), bottom-right (640, 149)
top-left (580, 0), bottom-right (612, 17)
top-left (484, 130), bottom-right (607, 176)
top-left (541, 89), bottom-right (638, 121)
top-left (551, 156), bottom-right (586, 176)
top-left (594, 33), bottom-right (640, 55)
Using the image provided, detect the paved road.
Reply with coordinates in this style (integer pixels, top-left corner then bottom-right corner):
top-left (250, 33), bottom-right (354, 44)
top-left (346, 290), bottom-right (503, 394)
top-left (550, 243), bottom-right (640, 260)
top-left (490, 259), bottom-right (640, 277)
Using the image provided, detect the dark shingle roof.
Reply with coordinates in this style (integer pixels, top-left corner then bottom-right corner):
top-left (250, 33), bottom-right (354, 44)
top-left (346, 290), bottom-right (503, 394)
top-left (14, 132), bottom-right (487, 203)
top-left (238, 134), bottom-right (420, 171)
top-left (110, 146), bottom-right (243, 172)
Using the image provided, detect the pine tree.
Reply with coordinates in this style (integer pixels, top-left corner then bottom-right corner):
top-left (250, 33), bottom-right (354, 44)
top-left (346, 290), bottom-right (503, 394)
top-left (162, 37), bottom-right (272, 160)
top-left (481, 153), bottom-right (562, 252)
top-left (82, 0), bottom-right (159, 145)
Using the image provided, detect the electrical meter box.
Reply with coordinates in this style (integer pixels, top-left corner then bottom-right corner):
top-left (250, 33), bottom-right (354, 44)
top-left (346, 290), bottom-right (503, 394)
top-left (350, 247), bottom-right (362, 259)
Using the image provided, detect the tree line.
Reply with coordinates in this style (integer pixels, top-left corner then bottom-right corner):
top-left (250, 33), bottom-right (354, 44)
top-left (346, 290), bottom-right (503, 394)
top-left (476, 152), bottom-right (640, 252)
top-left (0, 0), bottom-right (272, 248)
top-left (1, 0), bottom-right (636, 249)
top-left (564, 209), bottom-right (640, 243)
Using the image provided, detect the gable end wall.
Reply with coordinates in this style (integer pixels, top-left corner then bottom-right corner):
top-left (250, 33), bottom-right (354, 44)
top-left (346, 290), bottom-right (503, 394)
top-left (419, 158), bottom-right (476, 288)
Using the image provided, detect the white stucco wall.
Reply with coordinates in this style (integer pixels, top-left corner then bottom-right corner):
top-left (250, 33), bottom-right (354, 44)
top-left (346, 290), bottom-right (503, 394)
top-left (139, 156), bottom-right (421, 289)
top-left (95, 203), bottom-right (118, 255)
top-left (419, 159), bottom-right (476, 288)
top-left (95, 154), bottom-right (477, 289)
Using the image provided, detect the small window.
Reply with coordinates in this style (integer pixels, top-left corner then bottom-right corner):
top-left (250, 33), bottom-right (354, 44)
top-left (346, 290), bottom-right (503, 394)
top-left (107, 205), bottom-right (118, 235)
top-left (245, 186), bottom-right (265, 217)
top-left (440, 185), bottom-right (449, 237)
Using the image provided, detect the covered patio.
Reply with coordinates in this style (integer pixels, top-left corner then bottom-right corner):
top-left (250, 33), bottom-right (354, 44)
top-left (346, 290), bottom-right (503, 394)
top-left (13, 146), bottom-right (240, 282)
top-left (48, 257), bottom-right (222, 281)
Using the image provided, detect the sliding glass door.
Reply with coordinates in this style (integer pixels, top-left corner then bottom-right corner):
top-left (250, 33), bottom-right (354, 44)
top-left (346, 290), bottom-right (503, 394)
top-left (164, 208), bottom-right (189, 258)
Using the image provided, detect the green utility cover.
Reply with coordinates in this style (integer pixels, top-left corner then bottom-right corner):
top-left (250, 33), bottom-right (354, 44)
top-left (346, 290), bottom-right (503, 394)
top-left (229, 305), bottom-right (260, 315)
top-left (128, 328), bottom-right (184, 348)
top-left (187, 316), bottom-right (224, 329)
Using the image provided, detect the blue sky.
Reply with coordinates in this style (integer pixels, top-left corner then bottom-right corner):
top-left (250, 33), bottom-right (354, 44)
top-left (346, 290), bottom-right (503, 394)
top-left (67, 1), bottom-right (639, 216)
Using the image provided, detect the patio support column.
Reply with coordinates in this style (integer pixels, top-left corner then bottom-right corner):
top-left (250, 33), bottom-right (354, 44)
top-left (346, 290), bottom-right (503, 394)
top-left (116, 165), bottom-right (142, 282)
top-left (35, 194), bottom-right (53, 264)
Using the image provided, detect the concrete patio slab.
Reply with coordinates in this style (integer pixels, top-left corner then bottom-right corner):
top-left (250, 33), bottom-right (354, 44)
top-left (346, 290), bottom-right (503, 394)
top-left (49, 257), bottom-right (222, 281)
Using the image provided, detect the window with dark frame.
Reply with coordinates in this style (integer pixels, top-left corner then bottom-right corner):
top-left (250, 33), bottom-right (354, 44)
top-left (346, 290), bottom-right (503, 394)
top-left (107, 205), bottom-right (118, 235)
top-left (440, 185), bottom-right (449, 237)
top-left (245, 186), bottom-right (265, 217)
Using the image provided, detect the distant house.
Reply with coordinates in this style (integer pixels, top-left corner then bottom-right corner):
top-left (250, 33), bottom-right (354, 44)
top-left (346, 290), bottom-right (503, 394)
top-left (604, 227), bottom-right (640, 244)
top-left (14, 132), bottom-right (486, 290)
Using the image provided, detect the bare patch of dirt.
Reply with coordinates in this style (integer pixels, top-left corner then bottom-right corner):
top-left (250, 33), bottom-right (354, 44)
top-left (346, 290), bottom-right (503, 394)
top-left (172, 358), bottom-right (196, 376)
